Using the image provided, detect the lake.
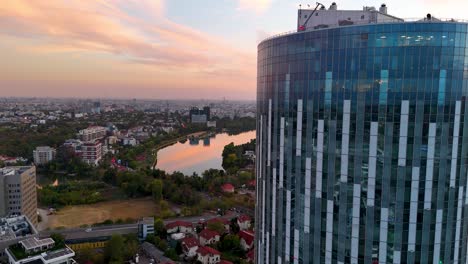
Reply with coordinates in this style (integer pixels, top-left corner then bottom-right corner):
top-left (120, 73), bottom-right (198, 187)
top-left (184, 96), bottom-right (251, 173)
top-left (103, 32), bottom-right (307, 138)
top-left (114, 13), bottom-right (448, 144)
top-left (155, 130), bottom-right (256, 175)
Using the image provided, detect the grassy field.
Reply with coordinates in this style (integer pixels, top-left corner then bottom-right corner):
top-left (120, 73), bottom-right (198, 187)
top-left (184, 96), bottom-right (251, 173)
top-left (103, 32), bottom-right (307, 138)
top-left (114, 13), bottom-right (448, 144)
top-left (47, 198), bottom-right (158, 228)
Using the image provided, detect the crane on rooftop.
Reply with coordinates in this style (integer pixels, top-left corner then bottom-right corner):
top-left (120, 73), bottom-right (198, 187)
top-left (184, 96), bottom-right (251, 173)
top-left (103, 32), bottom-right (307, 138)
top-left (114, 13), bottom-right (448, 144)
top-left (298, 2), bottom-right (325, 32)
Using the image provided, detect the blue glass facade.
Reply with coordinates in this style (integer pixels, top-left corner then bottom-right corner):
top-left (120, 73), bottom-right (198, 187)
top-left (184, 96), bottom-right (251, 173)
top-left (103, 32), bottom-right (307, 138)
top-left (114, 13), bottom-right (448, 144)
top-left (255, 22), bottom-right (468, 264)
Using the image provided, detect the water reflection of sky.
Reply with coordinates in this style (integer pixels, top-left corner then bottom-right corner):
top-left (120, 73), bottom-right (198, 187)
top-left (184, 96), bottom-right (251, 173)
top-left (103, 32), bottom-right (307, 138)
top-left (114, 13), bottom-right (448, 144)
top-left (156, 131), bottom-right (255, 176)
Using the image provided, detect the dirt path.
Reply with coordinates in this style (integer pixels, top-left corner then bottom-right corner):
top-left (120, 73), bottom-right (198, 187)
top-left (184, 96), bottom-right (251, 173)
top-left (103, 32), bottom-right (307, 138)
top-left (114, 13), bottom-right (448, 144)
top-left (47, 198), bottom-right (158, 229)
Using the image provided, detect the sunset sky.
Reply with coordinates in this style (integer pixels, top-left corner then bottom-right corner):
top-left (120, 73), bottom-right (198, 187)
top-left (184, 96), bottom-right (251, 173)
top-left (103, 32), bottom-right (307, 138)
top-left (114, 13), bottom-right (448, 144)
top-left (1, 0), bottom-right (467, 100)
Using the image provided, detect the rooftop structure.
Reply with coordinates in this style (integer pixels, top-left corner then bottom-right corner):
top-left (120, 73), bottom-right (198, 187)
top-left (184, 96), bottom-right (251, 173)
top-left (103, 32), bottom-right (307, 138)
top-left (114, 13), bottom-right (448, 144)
top-left (19, 237), bottom-right (55, 254)
top-left (297, 3), bottom-right (402, 32)
top-left (0, 216), bottom-right (37, 262)
top-left (0, 216), bottom-right (37, 243)
top-left (5, 243), bottom-right (76, 264)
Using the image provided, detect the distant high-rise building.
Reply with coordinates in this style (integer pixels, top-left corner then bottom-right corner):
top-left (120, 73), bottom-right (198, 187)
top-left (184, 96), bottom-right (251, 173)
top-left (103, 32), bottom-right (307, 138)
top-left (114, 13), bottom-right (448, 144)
top-left (190, 107), bottom-right (210, 123)
top-left (256, 5), bottom-right (468, 264)
top-left (32, 146), bottom-right (56, 165)
top-left (0, 167), bottom-right (37, 226)
top-left (92, 101), bottom-right (101, 114)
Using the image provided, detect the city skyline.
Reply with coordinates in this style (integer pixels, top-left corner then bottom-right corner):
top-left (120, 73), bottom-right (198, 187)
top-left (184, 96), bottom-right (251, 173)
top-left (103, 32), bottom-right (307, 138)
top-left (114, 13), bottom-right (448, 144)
top-left (1, 0), bottom-right (468, 100)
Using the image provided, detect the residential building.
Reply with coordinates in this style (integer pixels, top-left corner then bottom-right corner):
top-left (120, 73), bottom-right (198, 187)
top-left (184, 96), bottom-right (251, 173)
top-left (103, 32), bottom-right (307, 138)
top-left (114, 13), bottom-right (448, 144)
top-left (33, 146), bottom-right (56, 165)
top-left (238, 230), bottom-right (254, 251)
top-left (196, 246), bottom-right (220, 264)
top-left (122, 137), bottom-right (138, 146)
top-left (0, 216), bottom-right (37, 262)
top-left (77, 126), bottom-right (106, 142)
top-left (5, 237), bottom-right (76, 264)
top-left (63, 139), bottom-right (82, 153)
top-left (198, 229), bottom-right (220, 246)
top-left (0, 167), bottom-right (37, 226)
top-left (181, 236), bottom-right (199, 258)
top-left (107, 136), bottom-right (118, 145)
top-left (165, 221), bottom-right (193, 234)
top-left (256, 4), bottom-right (468, 264)
top-left (236, 215), bottom-right (251, 231)
top-left (80, 141), bottom-right (102, 166)
top-left (138, 217), bottom-right (154, 241)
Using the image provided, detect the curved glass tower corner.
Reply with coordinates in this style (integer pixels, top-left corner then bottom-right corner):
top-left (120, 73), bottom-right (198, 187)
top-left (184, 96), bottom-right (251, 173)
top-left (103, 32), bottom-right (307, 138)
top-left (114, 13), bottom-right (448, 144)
top-left (255, 22), bottom-right (468, 264)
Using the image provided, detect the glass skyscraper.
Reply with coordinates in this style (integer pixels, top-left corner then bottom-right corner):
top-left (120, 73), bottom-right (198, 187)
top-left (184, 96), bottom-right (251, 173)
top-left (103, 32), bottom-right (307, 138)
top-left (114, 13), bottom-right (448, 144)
top-left (255, 12), bottom-right (468, 264)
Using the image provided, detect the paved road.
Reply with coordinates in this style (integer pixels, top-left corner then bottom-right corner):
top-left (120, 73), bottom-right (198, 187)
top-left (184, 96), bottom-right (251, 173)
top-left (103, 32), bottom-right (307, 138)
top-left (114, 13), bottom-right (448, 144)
top-left (40, 212), bottom-right (240, 241)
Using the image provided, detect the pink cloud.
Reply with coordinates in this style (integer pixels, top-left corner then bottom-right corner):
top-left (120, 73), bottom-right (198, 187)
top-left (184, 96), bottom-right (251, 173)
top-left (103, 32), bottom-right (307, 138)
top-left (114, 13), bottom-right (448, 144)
top-left (0, 0), bottom-right (256, 99)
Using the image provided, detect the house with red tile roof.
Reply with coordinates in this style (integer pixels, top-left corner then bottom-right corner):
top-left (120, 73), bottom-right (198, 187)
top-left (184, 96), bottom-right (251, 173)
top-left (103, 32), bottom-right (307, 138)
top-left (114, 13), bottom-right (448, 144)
top-left (219, 260), bottom-right (233, 264)
top-left (181, 236), bottom-right (199, 258)
top-left (196, 246), bottom-right (221, 264)
top-left (199, 229), bottom-right (221, 246)
top-left (221, 183), bottom-right (235, 193)
top-left (238, 230), bottom-right (254, 251)
top-left (247, 180), bottom-right (256, 188)
top-left (246, 249), bottom-right (254, 263)
top-left (237, 215), bottom-right (252, 230)
top-left (165, 220), bottom-right (193, 234)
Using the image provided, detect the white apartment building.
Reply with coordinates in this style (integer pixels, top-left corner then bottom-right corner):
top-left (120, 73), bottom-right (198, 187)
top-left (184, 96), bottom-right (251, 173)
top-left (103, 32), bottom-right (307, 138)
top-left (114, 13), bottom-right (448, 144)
top-left (33, 146), bottom-right (56, 165)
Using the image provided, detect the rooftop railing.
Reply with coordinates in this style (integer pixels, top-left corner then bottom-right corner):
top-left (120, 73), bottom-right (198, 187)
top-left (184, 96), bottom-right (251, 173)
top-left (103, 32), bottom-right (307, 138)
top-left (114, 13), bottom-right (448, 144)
top-left (260, 17), bottom-right (468, 44)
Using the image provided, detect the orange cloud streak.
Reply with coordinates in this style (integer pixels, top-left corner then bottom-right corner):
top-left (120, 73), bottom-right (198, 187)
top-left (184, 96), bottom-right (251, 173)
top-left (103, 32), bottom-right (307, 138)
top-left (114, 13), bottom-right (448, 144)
top-left (0, 0), bottom-right (256, 99)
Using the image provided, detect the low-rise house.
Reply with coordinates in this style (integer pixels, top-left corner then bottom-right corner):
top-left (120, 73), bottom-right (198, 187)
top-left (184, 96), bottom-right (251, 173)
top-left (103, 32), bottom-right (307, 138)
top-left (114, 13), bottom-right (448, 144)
top-left (238, 230), bottom-right (254, 251)
top-left (181, 236), bottom-right (199, 258)
top-left (237, 215), bottom-right (252, 231)
top-left (199, 229), bottom-right (220, 246)
top-left (221, 183), bottom-right (235, 193)
top-left (196, 246), bottom-right (221, 264)
top-left (140, 242), bottom-right (174, 264)
top-left (165, 221), bottom-right (194, 234)
top-left (168, 232), bottom-right (185, 247)
top-left (247, 180), bottom-right (256, 188)
top-left (246, 249), bottom-right (254, 263)
top-left (219, 260), bottom-right (233, 264)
